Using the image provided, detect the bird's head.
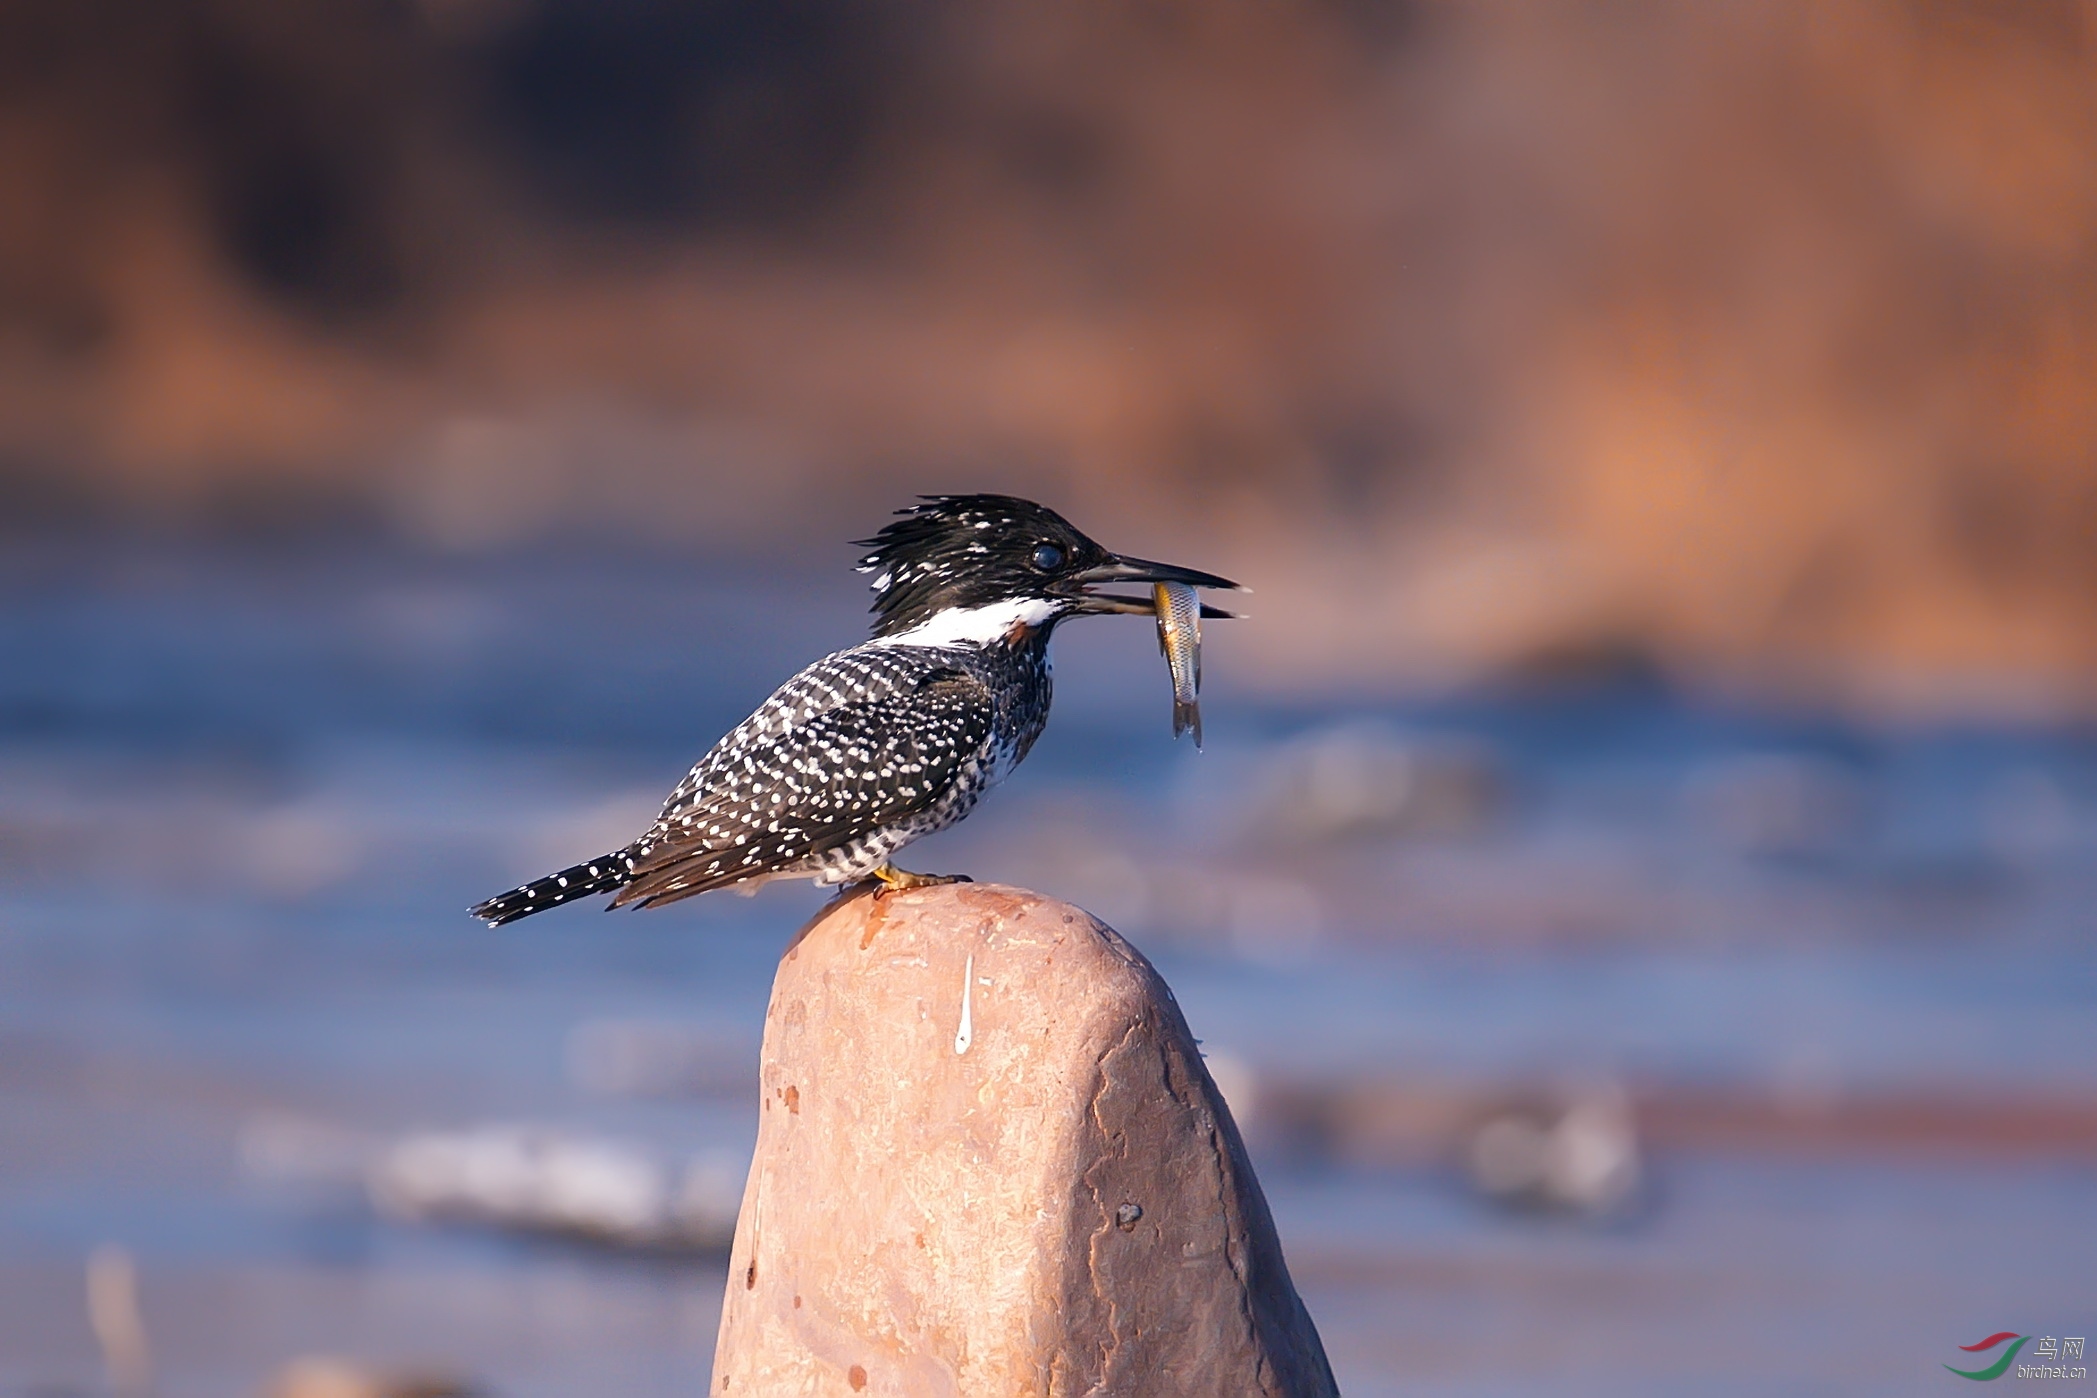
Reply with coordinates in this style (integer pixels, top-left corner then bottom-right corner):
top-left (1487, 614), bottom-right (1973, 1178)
top-left (856, 494), bottom-right (1240, 645)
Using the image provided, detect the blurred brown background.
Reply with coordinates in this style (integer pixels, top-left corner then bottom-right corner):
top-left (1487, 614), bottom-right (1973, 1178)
top-left (6, 0), bottom-right (2095, 708)
top-left (6, 11), bottom-right (2097, 1395)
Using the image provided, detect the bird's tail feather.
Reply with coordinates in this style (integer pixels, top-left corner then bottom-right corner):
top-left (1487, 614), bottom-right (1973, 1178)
top-left (470, 853), bottom-right (631, 926)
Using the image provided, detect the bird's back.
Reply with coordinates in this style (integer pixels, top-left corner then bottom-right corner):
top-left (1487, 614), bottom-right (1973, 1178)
top-left (612, 635), bottom-right (1051, 904)
top-left (657, 643), bottom-right (966, 813)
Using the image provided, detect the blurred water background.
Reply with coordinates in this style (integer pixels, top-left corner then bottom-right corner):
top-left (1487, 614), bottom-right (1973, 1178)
top-left (3, 3), bottom-right (2096, 1395)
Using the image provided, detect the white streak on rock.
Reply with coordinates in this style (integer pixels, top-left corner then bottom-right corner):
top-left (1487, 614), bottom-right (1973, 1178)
top-left (955, 952), bottom-right (975, 1055)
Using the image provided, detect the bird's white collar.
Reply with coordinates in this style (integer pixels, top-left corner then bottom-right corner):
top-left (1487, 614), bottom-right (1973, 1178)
top-left (870, 597), bottom-right (1062, 648)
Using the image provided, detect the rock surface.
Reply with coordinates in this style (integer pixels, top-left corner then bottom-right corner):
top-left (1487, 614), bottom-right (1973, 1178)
top-left (712, 883), bottom-right (1337, 1397)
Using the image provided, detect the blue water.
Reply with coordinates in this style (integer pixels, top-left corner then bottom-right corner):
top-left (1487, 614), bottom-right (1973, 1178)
top-left (1, 540), bottom-right (2091, 1395)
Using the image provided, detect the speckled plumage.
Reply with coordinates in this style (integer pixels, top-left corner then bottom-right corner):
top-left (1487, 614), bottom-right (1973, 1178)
top-left (470, 495), bottom-right (1236, 927)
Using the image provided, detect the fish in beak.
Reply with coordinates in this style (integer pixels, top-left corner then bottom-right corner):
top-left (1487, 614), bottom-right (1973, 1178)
top-left (1060, 553), bottom-right (1241, 745)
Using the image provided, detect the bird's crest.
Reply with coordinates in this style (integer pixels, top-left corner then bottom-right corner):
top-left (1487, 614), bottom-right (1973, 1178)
top-left (855, 494), bottom-right (1103, 637)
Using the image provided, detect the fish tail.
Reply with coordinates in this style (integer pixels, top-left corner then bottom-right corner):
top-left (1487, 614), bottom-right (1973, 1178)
top-left (1173, 697), bottom-right (1203, 748)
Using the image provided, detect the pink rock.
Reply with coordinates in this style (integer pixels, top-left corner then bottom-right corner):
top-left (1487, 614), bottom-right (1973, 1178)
top-left (713, 883), bottom-right (1336, 1397)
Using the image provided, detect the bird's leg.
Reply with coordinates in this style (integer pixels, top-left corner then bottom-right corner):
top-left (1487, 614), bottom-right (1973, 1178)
top-left (867, 862), bottom-right (972, 894)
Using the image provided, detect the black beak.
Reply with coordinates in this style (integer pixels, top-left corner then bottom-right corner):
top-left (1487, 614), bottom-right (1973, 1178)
top-left (1067, 553), bottom-right (1244, 617)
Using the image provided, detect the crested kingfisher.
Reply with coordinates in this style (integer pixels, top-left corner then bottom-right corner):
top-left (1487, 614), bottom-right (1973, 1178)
top-left (470, 494), bottom-right (1240, 925)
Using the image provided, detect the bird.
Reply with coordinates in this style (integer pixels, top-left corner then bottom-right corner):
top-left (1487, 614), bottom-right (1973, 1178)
top-left (469, 494), bottom-right (1240, 926)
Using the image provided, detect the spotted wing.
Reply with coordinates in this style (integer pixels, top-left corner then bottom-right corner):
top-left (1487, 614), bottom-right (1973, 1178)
top-left (649, 646), bottom-right (937, 817)
top-left (610, 670), bottom-right (993, 908)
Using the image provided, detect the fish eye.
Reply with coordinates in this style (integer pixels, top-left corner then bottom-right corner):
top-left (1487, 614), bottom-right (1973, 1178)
top-left (1030, 542), bottom-right (1064, 572)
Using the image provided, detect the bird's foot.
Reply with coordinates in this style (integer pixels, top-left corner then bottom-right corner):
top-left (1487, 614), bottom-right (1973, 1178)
top-left (867, 862), bottom-right (973, 895)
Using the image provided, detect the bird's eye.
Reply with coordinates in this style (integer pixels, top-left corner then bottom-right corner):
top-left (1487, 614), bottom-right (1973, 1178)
top-left (1030, 543), bottom-right (1064, 572)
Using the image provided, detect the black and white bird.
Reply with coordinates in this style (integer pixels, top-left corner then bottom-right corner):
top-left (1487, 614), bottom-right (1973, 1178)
top-left (470, 495), bottom-right (1239, 926)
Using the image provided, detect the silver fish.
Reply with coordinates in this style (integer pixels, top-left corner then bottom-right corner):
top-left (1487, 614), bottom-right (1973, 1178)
top-left (1153, 580), bottom-right (1202, 747)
